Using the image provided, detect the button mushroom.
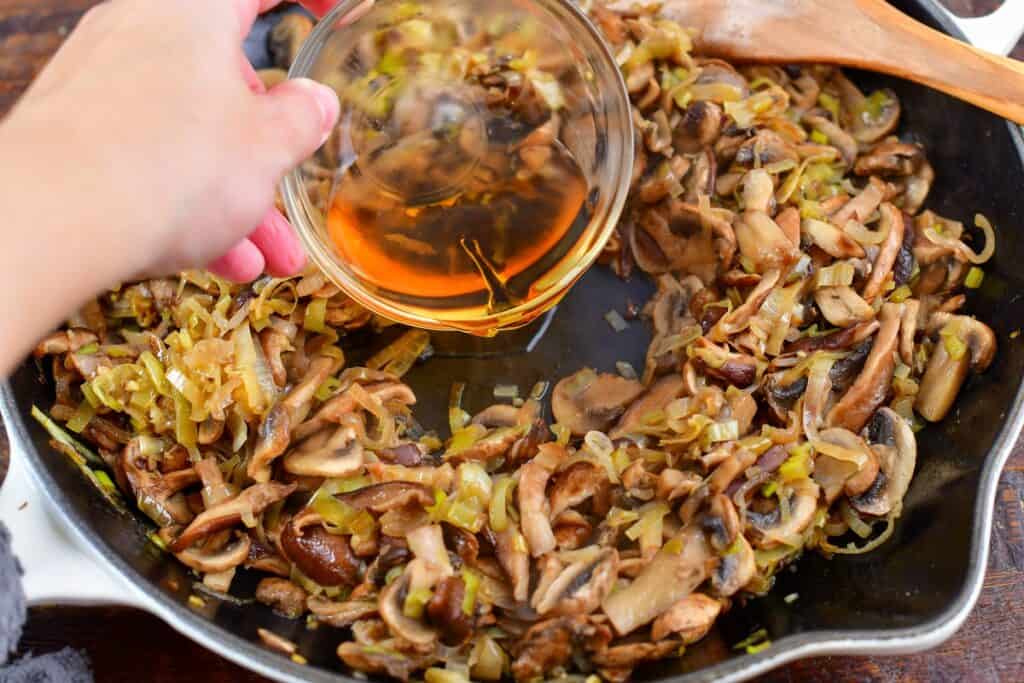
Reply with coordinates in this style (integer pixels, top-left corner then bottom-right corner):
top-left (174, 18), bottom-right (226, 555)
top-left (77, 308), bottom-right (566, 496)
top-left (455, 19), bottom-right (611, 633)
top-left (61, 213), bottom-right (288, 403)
top-left (255, 577), bottom-right (308, 619)
top-left (650, 592), bottom-right (722, 641)
top-left (827, 302), bottom-right (901, 433)
top-left (283, 425), bottom-right (364, 478)
top-left (531, 547), bottom-right (618, 616)
top-left (915, 314), bottom-right (996, 422)
top-left (379, 566), bottom-right (438, 651)
top-left (746, 480), bottom-right (821, 549)
top-left (601, 526), bottom-right (716, 636)
top-left (551, 369), bottom-right (643, 436)
top-left (176, 533), bottom-right (251, 575)
top-left (851, 408), bottom-right (917, 517)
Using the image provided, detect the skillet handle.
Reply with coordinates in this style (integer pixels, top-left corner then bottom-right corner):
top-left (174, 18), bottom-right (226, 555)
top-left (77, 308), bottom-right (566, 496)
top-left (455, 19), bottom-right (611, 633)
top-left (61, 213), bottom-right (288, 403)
top-left (939, 1), bottom-right (1024, 56)
top-left (0, 441), bottom-right (152, 610)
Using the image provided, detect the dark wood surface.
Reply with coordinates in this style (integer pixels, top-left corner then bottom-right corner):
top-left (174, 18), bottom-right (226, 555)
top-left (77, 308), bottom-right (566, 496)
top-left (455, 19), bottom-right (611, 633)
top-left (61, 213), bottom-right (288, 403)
top-left (1, 1), bottom-right (1022, 681)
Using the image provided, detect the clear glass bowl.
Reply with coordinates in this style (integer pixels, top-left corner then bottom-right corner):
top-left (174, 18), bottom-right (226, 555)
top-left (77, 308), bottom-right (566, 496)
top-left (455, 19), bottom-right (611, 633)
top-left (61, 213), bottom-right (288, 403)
top-left (282, 0), bottom-right (633, 336)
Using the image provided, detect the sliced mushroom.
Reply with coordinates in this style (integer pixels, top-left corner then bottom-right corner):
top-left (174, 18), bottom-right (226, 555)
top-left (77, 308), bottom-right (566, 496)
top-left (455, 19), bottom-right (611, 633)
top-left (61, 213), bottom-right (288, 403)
top-left (650, 592), bottom-right (722, 642)
top-left (804, 111), bottom-right (857, 166)
top-left (519, 444), bottom-right (566, 556)
top-left (552, 369), bottom-right (643, 436)
top-left (709, 269), bottom-right (781, 342)
top-left (900, 159), bottom-right (934, 214)
top-left (611, 374), bottom-right (686, 439)
top-left (308, 597), bottom-right (379, 628)
top-left (249, 403), bottom-right (292, 484)
top-left (827, 302), bottom-right (901, 432)
top-left (801, 218), bottom-right (866, 259)
top-left (259, 328), bottom-right (292, 388)
top-left (915, 315), bottom-right (996, 422)
top-left (735, 211), bottom-right (800, 272)
top-left (830, 176), bottom-right (886, 226)
top-left (494, 523), bottom-right (531, 603)
top-left (851, 408), bottom-right (917, 517)
top-left (283, 425), bottom-right (364, 478)
top-left (120, 440), bottom-right (199, 527)
top-left (532, 548), bottom-right (618, 617)
top-left (812, 427), bottom-right (877, 503)
top-left (852, 89), bottom-right (901, 143)
top-left (591, 640), bottom-right (679, 677)
top-left (675, 101), bottom-right (723, 154)
top-left (747, 480), bottom-right (820, 549)
top-left (784, 320), bottom-right (879, 354)
top-left (255, 577), bottom-right (308, 619)
top-left (511, 616), bottom-right (611, 683)
top-left (601, 526), bottom-right (716, 636)
top-left (814, 286), bottom-right (875, 328)
top-left (861, 204), bottom-right (906, 301)
top-left (711, 533), bottom-right (755, 597)
top-left (854, 141), bottom-right (923, 178)
top-left (378, 568), bottom-right (438, 651)
top-left (426, 575), bottom-right (473, 646)
top-left (337, 642), bottom-right (437, 681)
top-left (899, 299), bottom-right (920, 366)
top-left (702, 494), bottom-right (740, 551)
top-left (170, 482), bottom-right (296, 552)
top-left (176, 533), bottom-right (251, 574)
top-left (549, 461), bottom-right (609, 518)
top-left (336, 482), bottom-right (433, 514)
top-left (280, 520), bottom-right (362, 587)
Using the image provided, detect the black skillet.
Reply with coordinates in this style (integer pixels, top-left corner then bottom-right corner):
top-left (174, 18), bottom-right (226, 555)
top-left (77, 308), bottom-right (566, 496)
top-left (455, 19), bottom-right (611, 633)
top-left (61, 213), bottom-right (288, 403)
top-left (2, 1), bottom-right (1023, 681)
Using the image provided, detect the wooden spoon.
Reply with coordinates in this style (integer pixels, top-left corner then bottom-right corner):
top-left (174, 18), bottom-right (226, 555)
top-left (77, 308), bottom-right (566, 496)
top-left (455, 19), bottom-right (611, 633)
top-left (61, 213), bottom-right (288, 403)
top-left (658, 0), bottom-right (1024, 124)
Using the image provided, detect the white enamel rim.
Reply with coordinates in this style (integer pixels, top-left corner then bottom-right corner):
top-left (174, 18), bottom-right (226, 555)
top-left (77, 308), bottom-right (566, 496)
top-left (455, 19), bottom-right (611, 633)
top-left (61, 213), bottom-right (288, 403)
top-left (1, 3), bottom-right (1022, 682)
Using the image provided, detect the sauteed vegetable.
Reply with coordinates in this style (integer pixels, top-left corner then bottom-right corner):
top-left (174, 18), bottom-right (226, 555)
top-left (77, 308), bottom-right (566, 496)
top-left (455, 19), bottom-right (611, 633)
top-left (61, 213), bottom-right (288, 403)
top-left (33, 3), bottom-right (996, 681)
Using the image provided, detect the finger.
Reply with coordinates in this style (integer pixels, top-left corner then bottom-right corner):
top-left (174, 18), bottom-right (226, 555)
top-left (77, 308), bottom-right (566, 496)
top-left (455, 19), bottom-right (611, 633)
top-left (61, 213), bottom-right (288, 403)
top-left (249, 207), bottom-right (308, 277)
top-left (209, 239), bottom-right (267, 282)
top-left (241, 54), bottom-right (267, 94)
top-left (257, 77), bottom-right (340, 177)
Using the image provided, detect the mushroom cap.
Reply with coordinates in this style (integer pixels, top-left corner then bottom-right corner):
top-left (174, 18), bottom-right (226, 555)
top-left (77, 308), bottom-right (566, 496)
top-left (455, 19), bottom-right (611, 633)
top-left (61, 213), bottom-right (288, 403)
top-left (551, 369), bottom-right (644, 436)
top-left (379, 566), bottom-right (438, 650)
top-left (283, 426), bottom-right (364, 478)
top-left (176, 534), bottom-right (251, 574)
top-left (280, 520), bottom-right (362, 587)
top-left (851, 408), bottom-right (917, 517)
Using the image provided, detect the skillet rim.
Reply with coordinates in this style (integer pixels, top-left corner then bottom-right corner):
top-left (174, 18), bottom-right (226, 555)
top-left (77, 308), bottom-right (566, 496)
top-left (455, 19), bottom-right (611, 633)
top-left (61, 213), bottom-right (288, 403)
top-left (2, 0), bottom-right (1022, 680)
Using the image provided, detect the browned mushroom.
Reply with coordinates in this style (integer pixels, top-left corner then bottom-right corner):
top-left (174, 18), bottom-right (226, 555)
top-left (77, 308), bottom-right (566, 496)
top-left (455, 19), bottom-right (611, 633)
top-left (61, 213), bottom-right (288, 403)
top-left (916, 314), bottom-right (996, 422)
top-left (379, 567), bottom-right (438, 650)
top-left (170, 482), bottom-right (296, 552)
top-left (551, 369), bottom-right (643, 436)
top-left (709, 269), bottom-right (781, 341)
top-left (494, 524), bottom-right (531, 603)
top-left (120, 440), bottom-right (199, 527)
top-left (249, 403), bottom-right (292, 484)
top-left (711, 532), bottom-right (755, 597)
top-left (801, 218), bottom-right (865, 259)
top-left (336, 482), bottom-right (433, 514)
top-left (827, 302), bottom-right (901, 432)
top-left (861, 204), bottom-right (906, 301)
top-left (735, 211), bottom-right (800, 272)
top-left (255, 577), bottom-right (308, 619)
top-left (746, 480), bottom-right (820, 549)
top-left (900, 298), bottom-right (921, 366)
top-left (611, 374), bottom-right (686, 439)
top-left (280, 519), bottom-right (362, 587)
top-left (532, 547), bottom-right (618, 616)
top-left (307, 596), bottom-right (379, 627)
top-left (674, 100), bottom-right (723, 153)
top-left (259, 328), bottom-right (292, 388)
top-left (519, 444), bottom-right (566, 556)
top-left (831, 176), bottom-right (886, 226)
top-left (812, 427), bottom-right (878, 503)
top-left (851, 408), bottom-right (917, 517)
top-left (592, 640), bottom-right (679, 680)
top-left (511, 616), bottom-right (611, 683)
top-left (702, 494), bottom-right (740, 551)
top-left (814, 286), bottom-right (875, 328)
top-left (283, 425), bottom-right (364, 478)
top-left (176, 533), bottom-right (251, 575)
top-left (549, 461), bottom-right (609, 518)
top-left (804, 111), bottom-right (857, 166)
top-left (650, 592), bottom-right (722, 641)
top-left (601, 526), bottom-right (716, 636)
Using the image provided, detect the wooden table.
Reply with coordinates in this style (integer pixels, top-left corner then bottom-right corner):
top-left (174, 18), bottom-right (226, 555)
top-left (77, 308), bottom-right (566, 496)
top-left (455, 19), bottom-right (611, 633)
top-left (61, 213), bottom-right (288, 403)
top-left (1, 1), bottom-right (1022, 681)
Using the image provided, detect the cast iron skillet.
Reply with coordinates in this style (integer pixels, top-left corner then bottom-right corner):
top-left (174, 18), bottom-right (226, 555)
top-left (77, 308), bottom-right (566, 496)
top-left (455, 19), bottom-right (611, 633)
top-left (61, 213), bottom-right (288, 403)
top-left (3, 1), bottom-right (1024, 681)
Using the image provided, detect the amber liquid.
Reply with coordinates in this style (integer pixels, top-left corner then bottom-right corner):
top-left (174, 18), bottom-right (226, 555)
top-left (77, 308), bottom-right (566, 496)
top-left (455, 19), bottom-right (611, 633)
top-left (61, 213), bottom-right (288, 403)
top-left (326, 140), bottom-right (590, 314)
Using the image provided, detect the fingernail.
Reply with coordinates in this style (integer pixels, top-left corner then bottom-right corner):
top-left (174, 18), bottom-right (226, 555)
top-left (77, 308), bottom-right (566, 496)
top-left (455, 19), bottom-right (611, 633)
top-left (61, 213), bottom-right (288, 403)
top-left (293, 78), bottom-right (340, 145)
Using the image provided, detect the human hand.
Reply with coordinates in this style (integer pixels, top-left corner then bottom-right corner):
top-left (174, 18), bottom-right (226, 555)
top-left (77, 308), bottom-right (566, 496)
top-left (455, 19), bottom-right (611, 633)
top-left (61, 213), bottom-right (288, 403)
top-left (4, 0), bottom-right (340, 283)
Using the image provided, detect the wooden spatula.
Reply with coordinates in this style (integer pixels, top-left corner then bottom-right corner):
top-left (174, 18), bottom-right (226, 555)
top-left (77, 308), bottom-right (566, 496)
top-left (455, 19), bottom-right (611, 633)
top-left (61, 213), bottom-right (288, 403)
top-left (657, 0), bottom-right (1024, 124)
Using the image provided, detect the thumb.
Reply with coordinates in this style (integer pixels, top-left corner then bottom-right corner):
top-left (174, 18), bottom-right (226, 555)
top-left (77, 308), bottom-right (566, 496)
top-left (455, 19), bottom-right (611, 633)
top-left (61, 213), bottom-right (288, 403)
top-left (257, 78), bottom-right (340, 178)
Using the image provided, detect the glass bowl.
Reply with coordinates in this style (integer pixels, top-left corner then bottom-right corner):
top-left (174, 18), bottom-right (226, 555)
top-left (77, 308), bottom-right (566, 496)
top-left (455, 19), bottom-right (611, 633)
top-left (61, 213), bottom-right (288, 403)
top-left (281, 0), bottom-right (633, 336)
